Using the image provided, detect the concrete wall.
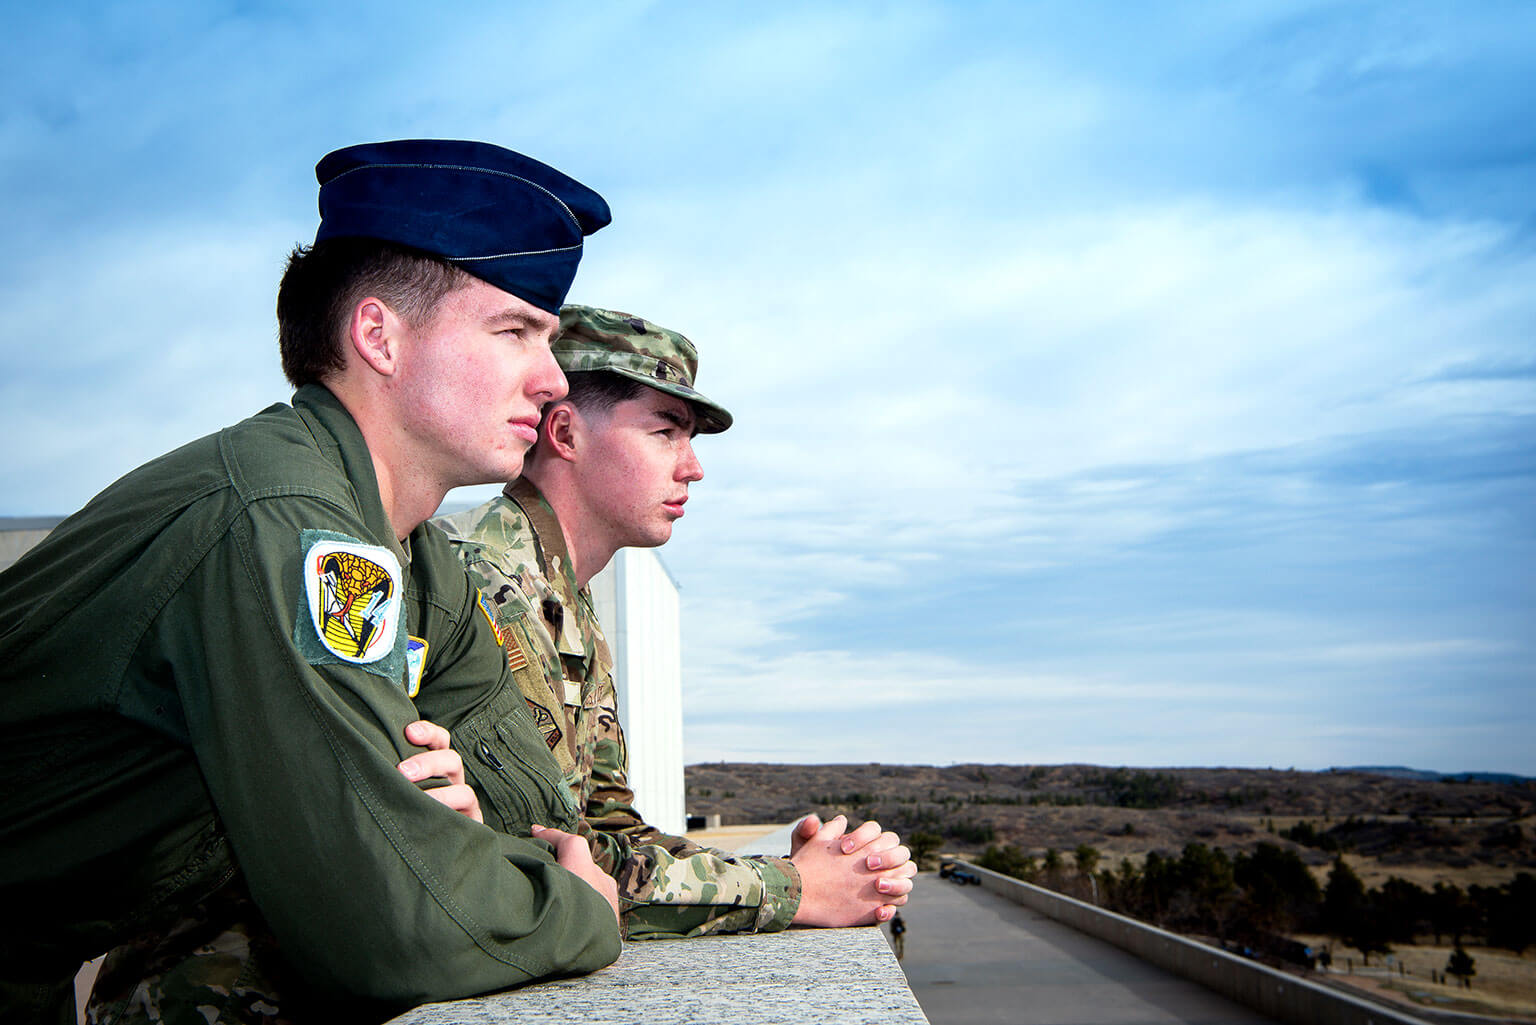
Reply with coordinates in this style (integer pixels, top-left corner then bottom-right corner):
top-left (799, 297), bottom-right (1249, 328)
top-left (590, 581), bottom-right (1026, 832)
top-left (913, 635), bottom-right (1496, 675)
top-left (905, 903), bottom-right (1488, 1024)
top-left (956, 860), bottom-right (1432, 1025)
top-left (392, 829), bottom-right (926, 1025)
top-left (392, 920), bottom-right (927, 1025)
top-left (588, 548), bottom-right (686, 835)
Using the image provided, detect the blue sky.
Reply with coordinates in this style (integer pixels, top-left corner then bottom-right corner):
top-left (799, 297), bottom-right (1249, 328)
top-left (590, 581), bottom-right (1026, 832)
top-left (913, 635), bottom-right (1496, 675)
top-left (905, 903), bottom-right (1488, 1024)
top-left (4, 1), bottom-right (1533, 772)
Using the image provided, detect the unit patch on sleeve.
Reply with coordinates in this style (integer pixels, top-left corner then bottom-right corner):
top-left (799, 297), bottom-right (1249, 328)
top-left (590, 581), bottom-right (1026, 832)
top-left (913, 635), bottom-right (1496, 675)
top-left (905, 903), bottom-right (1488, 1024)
top-left (474, 588), bottom-right (505, 645)
top-left (405, 636), bottom-right (428, 698)
top-left (294, 530), bottom-right (408, 680)
top-left (525, 698), bottom-right (563, 750)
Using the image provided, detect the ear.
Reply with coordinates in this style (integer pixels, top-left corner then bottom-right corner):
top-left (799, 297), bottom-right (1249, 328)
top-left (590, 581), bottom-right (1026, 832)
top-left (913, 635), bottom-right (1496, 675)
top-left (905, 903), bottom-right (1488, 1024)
top-left (347, 297), bottom-right (402, 377)
top-left (540, 403), bottom-right (582, 463)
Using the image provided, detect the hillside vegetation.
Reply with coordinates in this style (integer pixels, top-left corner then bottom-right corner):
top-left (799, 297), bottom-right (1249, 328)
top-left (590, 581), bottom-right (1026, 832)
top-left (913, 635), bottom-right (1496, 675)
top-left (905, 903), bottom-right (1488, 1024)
top-left (686, 763), bottom-right (1534, 879)
top-left (687, 763), bottom-right (1536, 1016)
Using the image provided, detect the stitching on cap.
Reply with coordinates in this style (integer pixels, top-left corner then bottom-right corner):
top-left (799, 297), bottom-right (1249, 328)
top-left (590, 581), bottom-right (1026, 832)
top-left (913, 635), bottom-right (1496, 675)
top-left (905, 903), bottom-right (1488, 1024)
top-left (323, 161), bottom-right (583, 231)
top-left (449, 243), bottom-right (582, 261)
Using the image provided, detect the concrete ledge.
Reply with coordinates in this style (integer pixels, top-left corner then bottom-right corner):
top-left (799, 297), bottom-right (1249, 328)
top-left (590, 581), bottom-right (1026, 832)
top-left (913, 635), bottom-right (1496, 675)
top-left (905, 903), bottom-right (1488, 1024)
top-left (956, 860), bottom-right (1432, 1025)
top-left (391, 824), bottom-right (925, 1025)
top-left (390, 925), bottom-right (927, 1024)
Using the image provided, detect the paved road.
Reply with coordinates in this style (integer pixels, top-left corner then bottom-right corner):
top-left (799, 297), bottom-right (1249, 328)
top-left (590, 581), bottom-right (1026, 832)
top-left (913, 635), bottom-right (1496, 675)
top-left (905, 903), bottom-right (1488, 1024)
top-left (888, 873), bottom-right (1284, 1025)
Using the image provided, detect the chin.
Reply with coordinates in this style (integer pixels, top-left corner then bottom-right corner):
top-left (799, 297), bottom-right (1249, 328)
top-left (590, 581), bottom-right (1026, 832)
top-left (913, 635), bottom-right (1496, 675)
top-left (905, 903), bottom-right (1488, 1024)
top-left (485, 452), bottom-right (527, 484)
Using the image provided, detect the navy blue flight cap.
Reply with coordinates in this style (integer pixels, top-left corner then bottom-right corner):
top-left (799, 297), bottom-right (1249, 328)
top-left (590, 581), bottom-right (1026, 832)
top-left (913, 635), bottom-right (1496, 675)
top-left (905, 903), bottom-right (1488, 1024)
top-left (314, 139), bottom-right (611, 314)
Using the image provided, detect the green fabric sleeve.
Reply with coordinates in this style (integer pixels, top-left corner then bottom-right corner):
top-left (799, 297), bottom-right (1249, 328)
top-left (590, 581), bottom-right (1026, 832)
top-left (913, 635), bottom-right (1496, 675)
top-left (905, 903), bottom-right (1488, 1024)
top-left (156, 499), bottom-right (619, 1013)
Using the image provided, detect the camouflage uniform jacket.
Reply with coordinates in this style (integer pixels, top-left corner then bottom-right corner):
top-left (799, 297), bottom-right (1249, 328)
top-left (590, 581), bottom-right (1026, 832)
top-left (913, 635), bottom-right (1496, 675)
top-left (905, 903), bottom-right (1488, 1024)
top-left (436, 479), bottom-right (802, 939)
top-left (0, 386), bottom-right (618, 1025)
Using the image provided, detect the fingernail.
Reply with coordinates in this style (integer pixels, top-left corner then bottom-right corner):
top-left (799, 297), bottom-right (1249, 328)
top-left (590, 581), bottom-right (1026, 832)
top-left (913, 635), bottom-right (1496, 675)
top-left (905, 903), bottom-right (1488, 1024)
top-left (841, 839), bottom-right (855, 854)
top-left (877, 879), bottom-right (892, 893)
top-left (868, 855), bottom-right (883, 870)
top-left (399, 762), bottom-right (421, 780)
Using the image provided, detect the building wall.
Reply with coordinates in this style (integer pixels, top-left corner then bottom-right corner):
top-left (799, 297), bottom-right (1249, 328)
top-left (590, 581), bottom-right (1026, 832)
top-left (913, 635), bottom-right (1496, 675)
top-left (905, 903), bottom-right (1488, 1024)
top-left (589, 548), bottom-right (686, 835)
top-left (0, 518), bottom-right (62, 571)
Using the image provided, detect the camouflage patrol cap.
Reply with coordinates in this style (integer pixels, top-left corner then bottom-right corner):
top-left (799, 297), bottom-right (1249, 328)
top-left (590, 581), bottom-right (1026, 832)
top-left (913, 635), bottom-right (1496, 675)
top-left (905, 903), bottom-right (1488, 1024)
top-left (554, 305), bottom-right (733, 433)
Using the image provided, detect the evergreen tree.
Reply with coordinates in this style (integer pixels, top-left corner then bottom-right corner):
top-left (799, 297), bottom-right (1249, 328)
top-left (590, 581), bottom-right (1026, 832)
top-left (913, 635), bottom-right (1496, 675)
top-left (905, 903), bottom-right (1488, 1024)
top-left (1486, 872), bottom-right (1536, 954)
top-left (975, 843), bottom-right (1035, 881)
top-left (1175, 842), bottom-right (1236, 934)
top-left (909, 831), bottom-right (943, 871)
top-left (1427, 882), bottom-right (1471, 946)
top-left (1376, 877), bottom-right (1428, 943)
top-left (1323, 856), bottom-right (1365, 938)
top-left (1234, 842), bottom-right (1321, 934)
top-left (1445, 945), bottom-right (1476, 989)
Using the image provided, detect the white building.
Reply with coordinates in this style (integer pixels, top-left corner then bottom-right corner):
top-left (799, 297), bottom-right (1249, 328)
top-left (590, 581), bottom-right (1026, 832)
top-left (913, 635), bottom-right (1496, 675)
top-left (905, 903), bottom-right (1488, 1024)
top-left (589, 548), bottom-right (686, 835)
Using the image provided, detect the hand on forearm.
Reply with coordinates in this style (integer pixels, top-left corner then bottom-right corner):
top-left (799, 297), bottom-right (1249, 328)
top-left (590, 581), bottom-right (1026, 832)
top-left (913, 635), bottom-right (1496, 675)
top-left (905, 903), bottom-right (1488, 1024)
top-left (398, 719), bottom-right (483, 823)
top-left (534, 823), bottom-right (621, 927)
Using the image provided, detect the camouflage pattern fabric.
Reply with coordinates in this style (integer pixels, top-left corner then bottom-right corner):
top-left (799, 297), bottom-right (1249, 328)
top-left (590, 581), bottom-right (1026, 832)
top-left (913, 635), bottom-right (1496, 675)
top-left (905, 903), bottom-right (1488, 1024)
top-left (85, 880), bottom-right (290, 1025)
top-left (551, 305), bottom-right (733, 434)
top-left (435, 480), bottom-right (801, 939)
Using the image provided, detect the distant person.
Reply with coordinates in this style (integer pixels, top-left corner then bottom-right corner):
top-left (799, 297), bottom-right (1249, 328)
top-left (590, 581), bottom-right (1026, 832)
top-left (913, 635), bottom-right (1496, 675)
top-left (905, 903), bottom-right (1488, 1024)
top-left (437, 306), bottom-right (918, 937)
top-left (0, 140), bottom-right (622, 1024)
top-left (890, 911), bottom-right (908, 959)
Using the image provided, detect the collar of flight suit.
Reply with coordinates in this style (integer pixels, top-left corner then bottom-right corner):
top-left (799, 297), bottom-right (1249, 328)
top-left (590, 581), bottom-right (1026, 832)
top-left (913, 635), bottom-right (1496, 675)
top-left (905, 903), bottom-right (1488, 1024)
top-left (291, 382), bottom-right (411, 568)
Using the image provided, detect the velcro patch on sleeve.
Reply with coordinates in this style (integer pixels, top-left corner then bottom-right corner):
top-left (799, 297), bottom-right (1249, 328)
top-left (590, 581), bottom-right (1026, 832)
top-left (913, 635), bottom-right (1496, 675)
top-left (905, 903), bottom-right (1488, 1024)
top-left (294, 530), bottom-right (408, 682)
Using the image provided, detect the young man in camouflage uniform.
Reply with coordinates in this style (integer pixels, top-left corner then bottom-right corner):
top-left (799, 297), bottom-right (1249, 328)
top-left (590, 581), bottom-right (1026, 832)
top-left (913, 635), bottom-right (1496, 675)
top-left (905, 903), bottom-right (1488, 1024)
top-left (436, 306), bottom-right (917, 939)
top-left (1, 141), bottom-right (622, 1024)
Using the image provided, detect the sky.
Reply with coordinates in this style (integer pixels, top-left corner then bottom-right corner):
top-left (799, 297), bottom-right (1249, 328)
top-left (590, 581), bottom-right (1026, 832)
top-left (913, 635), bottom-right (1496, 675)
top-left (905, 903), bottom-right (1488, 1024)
top-left (4, 1), bottom-right (1533, 774)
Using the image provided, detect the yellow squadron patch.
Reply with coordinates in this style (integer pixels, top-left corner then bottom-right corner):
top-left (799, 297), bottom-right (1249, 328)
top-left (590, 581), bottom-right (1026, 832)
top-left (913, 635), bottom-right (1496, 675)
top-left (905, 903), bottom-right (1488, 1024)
top-left (303, 540), bottom-right (402, 664)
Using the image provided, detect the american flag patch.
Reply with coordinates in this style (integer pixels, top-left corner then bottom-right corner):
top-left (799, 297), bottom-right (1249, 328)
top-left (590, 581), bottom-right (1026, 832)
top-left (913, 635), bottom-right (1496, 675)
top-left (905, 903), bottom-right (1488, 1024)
top-left (506, 643), bottom-right (529, 672)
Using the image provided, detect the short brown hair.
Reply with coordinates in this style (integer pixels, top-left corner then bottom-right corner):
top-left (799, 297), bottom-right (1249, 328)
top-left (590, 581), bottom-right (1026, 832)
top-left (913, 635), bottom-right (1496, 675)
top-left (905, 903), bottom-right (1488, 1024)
top-left (560, 370), bottom-right (648, 418)
top-left (276, 238), bottom-right (473, 387)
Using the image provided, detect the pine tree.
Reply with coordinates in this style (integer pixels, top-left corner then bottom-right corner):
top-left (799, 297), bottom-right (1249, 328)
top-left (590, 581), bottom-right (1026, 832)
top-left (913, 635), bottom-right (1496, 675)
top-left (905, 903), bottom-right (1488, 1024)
top-left (1446, 945), bottom-right (1476, 989)
top-left (1323, 856), bottom-right (1365, 937)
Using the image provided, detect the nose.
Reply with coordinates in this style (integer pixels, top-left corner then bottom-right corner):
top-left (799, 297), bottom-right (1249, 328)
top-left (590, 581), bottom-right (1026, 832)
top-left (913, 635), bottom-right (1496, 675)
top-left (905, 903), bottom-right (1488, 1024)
top-left (677, 438), bottom-right (703, 483)
top-left (528, 344), bottom-right (567, 403)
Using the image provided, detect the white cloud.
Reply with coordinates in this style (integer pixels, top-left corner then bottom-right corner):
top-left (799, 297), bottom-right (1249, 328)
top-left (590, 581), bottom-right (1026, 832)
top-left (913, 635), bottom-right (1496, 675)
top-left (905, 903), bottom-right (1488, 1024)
top-left (1, 218), bottom-right (296, 513)
top-left (5, 0), bottom-right (1533, 773)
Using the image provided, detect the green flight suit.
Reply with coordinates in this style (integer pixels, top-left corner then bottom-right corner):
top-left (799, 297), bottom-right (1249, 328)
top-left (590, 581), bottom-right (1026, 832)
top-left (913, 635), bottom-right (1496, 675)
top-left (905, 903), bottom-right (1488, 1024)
top-left (0, 385), bottom-right (619, 1024)
top-left (436, 479), bottom-right (801, 941)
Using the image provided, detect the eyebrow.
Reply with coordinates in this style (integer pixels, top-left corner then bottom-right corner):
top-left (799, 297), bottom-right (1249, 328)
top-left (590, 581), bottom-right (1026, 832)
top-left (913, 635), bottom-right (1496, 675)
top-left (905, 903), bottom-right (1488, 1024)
top-left (653, 407), bottom-right (695, 432)
top-left (484, 308), bottom-right (557, 332)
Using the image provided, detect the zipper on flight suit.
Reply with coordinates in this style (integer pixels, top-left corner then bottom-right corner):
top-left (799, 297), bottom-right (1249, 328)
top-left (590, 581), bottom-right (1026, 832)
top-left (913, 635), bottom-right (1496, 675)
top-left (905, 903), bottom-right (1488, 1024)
top-left (475, 738), bottom-right (537, 825)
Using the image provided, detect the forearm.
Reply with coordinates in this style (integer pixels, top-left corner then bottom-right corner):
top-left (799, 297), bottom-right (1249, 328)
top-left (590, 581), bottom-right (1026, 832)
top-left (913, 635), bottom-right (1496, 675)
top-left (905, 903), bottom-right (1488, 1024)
top-left (173, 517), bottom-right (619, 1006)
top-left (613, 838), bottom-right (802, 941)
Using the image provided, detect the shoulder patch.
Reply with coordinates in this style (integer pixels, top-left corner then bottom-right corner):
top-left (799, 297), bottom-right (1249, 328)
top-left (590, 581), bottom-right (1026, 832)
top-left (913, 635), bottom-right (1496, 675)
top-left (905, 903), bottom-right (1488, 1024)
top-left (475, 588), bottom-right (505, 645)
top-left (526, 698), bottom-right (563, 750)
top-left (292, 530), bottom-right (408, 681)
top-left (405, 636), bottom-right (428, 698)
top-left (302, 536), bottom-right (403, 664)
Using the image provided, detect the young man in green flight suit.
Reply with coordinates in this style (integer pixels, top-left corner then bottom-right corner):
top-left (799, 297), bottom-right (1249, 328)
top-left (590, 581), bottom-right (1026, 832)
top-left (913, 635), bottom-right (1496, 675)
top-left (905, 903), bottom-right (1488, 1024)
top-left (0, 141), bottom-right (623, 1024)
top-left (436, 306), bottom-right (918, 939)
